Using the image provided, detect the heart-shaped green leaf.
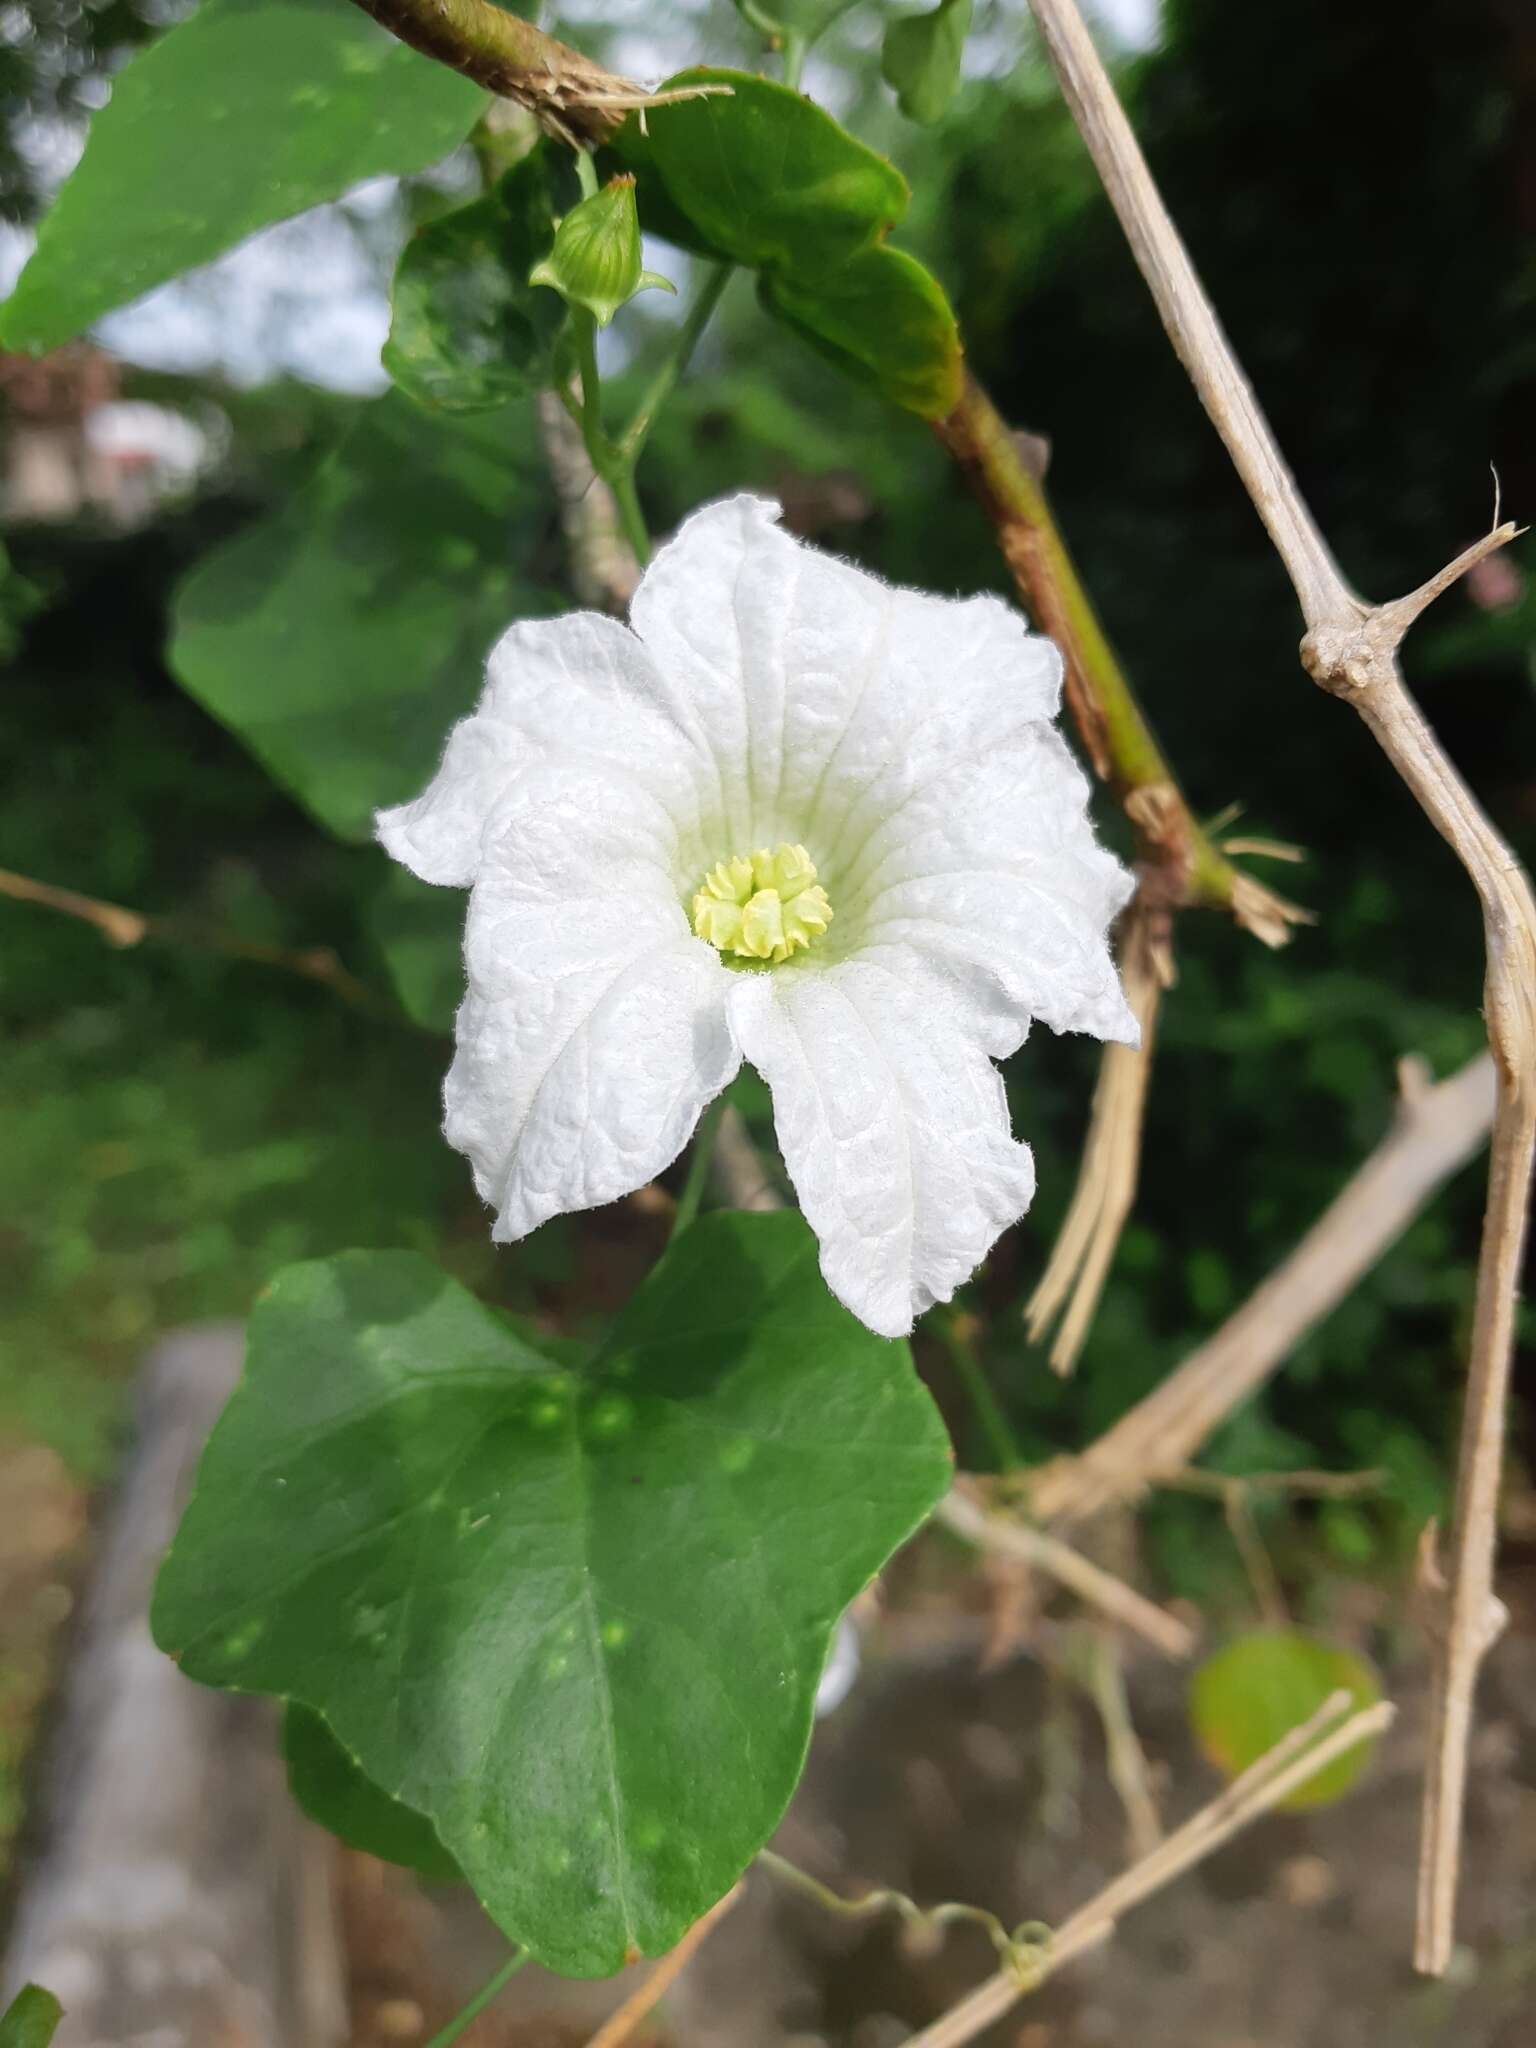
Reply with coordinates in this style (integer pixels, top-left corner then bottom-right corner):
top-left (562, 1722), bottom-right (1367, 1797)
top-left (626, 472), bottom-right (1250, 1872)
top-left (643, 70), bottom-right (909, 274)
top-left (1189, 1631), bottom-right (1383, 1811)
top-left (881, 0), bottom-right (972, 127)
top-left (283, 1701), bottom-right (462, 1881)
top-left (384, 152), bottom-right (567, 414)
top-left (0, 0), bottom-right (484, 354)
top-left (0, 1987), bottom-right (63, 2048)
top-left (152, 1218), bottom-right (951, 1975)
top-left (761, 244), bottom-right (963, 418)
top-left (169, 392), bottom-right (558, 845)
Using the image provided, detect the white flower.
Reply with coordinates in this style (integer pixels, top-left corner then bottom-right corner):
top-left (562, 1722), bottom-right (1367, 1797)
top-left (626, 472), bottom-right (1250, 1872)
top-left (378, 496), bottom-right (1137, 1339)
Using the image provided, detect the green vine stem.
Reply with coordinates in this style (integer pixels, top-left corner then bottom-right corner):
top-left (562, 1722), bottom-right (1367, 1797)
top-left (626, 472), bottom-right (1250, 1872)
top-left (931, 1307), bottom-right (1024, 1472)
top-left (618, 261), bottom-right (735, 467)
top-left (423, 1949), bottom-right (529, 2048)
top-left (566, 307), bottom-right (653, 564)
top-left (931, 373), bottom-right (1305, 945)
top-left (670, 1091), bottom-right (731, 1240)
top-left (757, 1848), bottom-right (1053, 1987)
top-left (566, 252), bottom-right (739, 569)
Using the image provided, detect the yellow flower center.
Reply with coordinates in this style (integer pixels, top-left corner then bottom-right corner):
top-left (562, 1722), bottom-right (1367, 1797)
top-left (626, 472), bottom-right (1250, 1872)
top-left (691, 842), bottom-right (833, 966)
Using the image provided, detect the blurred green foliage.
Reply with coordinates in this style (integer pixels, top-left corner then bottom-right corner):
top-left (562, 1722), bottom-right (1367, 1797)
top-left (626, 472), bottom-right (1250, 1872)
top-left (1, 0), bottom-right (1533, 1618)
top-left (0, 513), bottom-right (488, 1472)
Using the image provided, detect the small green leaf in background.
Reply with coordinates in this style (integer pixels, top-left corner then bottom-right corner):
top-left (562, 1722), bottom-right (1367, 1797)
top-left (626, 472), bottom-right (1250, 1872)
top-left (284, 1701), bottom-right (462, 1882)
top-left (0, 0), bottom-right (485, 355)
top-left (384, 151), bottom-right (566, 414)
top-left (1189, 1631), bottom-right (1384, 1811)
top-left (881, 0), bottom-right (972, 126)
top-left (169, 391), bottom-right (559, 846)
top-left (0, 1986), bottom-right (63, 2048)
top-left (644, 70), bottom-right (909, 274)
top-left (152, 1215), bottom-right (952, 1976)
top-left (761, 244), bottom-right (962, 418)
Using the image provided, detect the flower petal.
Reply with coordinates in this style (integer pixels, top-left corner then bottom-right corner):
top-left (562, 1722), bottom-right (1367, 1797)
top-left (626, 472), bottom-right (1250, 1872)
top-left (376, 611), bottom-right (709, 887)
top-left (728, 961), bottom-right (1036, 1338)
top-left (448, 769), bottom-right (739, 1239)
top-left (843, 726), bottom-right (1139, 1055)
top-left (629, 495), bottom-right (1062, 854)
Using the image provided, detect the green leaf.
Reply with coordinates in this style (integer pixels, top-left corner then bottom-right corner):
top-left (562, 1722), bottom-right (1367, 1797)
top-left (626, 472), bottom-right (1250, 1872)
top-left (643, 70), bottom-right (909, 273)
top-left (0, 0), bottom-right (484, 355)
top-left (761, 244), bottom-right (963, 418)
top-left (631, 74), bottom-right (960, 418)
top-left (1189, 1631), bottom-right (1384, 1812)
top-left (384, 152), bottom-right (566, 415)
top-left (152, 1218), bottom-right (951, 1976)
top-left (881, 0), bottom-right (972, 126)
top-left (0, 1987), bottom-right (63, 2048)
top-left (603, 126), bottom-right (728, 262)
top-left (169, 392), bottom-right (558, 844)
top-left (283, 1701), bottom-right (462, 1881)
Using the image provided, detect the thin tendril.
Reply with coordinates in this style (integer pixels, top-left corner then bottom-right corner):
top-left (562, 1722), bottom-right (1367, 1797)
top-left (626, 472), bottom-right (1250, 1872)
top-left (756, 1849), bottom-right (1053, 1986)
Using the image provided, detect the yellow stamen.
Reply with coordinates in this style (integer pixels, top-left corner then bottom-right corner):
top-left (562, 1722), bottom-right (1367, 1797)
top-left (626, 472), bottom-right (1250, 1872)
top-left (692, 842), bottom-right (833, 965)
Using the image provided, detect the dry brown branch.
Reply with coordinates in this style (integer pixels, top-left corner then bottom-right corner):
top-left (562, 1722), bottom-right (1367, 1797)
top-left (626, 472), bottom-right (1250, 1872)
top-left (1082, 1632), bottom-right (1164, 1860)
top-left (1159, 1466), bottom-right (1386, 1501)
top-left (348, 0), bottom-right (725, 146)
top-left (904, 1690), bottom-right (1395, 2048)
top-left (582, 1887), bottom-right (742, 2048)
top-left (1023, 3), bottom-right (1536, 1969)
top-left (1029, 1053), bottom-right (1496, 1524)
top-left (934, 1486), bottom-right (1196, 1661)
top-left (0, 865), bottom-right (395, 1018)
top-left (1025, 894), bottom-right (1172, 1372)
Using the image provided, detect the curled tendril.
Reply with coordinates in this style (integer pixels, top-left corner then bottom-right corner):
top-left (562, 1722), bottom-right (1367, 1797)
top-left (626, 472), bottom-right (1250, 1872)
top-left (756, 1849), bottom-right (1054, 1984)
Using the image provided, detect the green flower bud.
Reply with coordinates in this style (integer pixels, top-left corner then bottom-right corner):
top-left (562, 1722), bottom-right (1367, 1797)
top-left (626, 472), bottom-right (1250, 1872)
top-left (529, 174), bottom-right (675, 328)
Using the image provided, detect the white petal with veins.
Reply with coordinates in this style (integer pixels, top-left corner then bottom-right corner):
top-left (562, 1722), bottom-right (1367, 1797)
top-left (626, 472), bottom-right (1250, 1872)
top-left (447, 768), bottom-right (738, 1240)
top-left (727, 961), bottom-right (1038, 1339)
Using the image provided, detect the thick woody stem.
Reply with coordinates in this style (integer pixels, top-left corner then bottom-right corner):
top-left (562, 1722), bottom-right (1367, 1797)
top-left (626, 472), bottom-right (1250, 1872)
top-left (347, 0), bottom-right (721, 144)
top-left (932, 375), bottom-right (1307, 947)
top-left (934, 1486), bottom-right (1196, 1661)
top-left (1024, 0), bottom-right (1536, 1972)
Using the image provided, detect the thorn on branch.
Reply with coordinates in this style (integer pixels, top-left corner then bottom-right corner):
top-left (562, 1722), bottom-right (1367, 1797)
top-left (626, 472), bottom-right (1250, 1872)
top-left (1301, 520), bottom-right (1526, 698)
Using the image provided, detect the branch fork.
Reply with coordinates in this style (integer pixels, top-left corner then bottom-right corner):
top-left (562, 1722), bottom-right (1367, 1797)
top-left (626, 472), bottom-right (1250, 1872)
top-left (1300, 521), bottom-right (1526, 699)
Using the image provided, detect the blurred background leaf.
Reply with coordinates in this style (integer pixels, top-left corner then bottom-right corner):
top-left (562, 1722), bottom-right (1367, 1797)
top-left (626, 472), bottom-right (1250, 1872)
top-left (0, 0), bottom-right (484, 352)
